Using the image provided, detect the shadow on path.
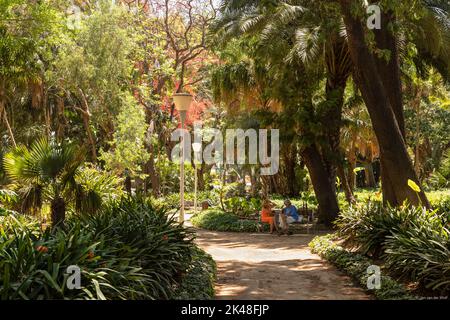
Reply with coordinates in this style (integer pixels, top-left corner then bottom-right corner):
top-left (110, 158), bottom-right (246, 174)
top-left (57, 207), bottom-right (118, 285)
top-left (193, 228), bottom-right (371, 300)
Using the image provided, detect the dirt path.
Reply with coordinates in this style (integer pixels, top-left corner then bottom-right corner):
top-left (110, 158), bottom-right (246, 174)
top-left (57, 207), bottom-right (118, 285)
top-left (194, 228), bottom-right (371, 300)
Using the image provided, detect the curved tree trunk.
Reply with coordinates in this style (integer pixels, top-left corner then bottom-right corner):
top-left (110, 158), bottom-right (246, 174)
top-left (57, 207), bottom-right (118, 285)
top-left (339, 0), bottom-right (430, 208)
top-left (371, 6), bottom-right (409, 205)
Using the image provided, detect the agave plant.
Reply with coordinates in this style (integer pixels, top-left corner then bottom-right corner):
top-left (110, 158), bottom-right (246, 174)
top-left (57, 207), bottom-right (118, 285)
top-left (3, 138), bottom-right (85, 228)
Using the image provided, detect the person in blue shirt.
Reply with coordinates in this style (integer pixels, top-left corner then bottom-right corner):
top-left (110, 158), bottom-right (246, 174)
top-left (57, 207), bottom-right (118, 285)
top-left (279, 199), bottom-right (301, 234)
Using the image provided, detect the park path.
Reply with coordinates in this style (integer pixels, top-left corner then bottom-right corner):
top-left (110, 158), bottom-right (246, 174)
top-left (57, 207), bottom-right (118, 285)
top-left (193, 228), bottom-right (371, 300)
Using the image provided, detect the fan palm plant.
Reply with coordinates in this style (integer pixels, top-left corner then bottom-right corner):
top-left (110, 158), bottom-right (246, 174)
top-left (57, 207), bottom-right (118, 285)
top-left (3, 138), bottom-right (85, 228)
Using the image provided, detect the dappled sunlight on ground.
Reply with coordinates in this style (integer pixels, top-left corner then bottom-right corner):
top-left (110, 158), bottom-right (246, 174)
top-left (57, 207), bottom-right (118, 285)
top-left (193, 228), bottom-right (371, 300)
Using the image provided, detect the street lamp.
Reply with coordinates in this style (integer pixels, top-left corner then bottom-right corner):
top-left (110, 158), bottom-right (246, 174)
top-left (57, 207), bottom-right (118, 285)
top-left (192, 142), bottom-right (202, 215)
top-left (173, 93), bottom-right (193, 224)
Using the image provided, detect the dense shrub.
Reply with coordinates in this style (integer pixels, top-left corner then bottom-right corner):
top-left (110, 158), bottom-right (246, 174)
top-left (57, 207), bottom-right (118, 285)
top-left (335, 202), bottom-right (450, 295)
top-left (0, 189), bottom-right (18, 209)
top-left (78, 197), bottom-right (195, 299)
top-left (191, 209), bottom-right (266, 232)
top-left (157, 191), bottom-right (219, 209)
top-left (223, 197), bottom-right (261, 217)
top-left (0, 214), bottom-right (123, 300)
top-left (309, 235), bottom-right (412, 300)
top-left (174, 247), bottom-right (216, 300)
top-left (336, 202), bottom-right (411, 256)
top-left (73, 164), bottom-right (124, 215)
top-left (0, 197), bottom-right (215, 300)
top-left (383, 218), bottom-right (450, 293)
top-left (431, 196), bottom-right (450, 220)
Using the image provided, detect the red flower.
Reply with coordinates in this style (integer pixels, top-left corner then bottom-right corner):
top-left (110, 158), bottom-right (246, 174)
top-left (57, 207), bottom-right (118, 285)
top-left (162, 235), bottom-right (169, 241)
top-left (87, 251), bottom-right (95, 259)
top-left (36, 245), bottom-right (48, 253)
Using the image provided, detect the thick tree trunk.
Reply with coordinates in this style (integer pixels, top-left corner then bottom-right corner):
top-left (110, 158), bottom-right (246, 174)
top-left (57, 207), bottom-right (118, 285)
top-left (339, 0), bottom-right (429, 208)
top-left (371, 8), bottom-right (405, 137)
top-left (197, 163), bottom-right (206, 191)
top-left (371, 6), bottom-right (408, 204)
top-left (302, 144), bottom-right (340, 227)
top-left (51, 196), bottom-right (66, 229)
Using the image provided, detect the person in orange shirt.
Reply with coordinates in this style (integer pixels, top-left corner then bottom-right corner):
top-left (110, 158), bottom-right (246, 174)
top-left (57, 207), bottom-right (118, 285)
top-left (261, 199), bottom-right (279, 234)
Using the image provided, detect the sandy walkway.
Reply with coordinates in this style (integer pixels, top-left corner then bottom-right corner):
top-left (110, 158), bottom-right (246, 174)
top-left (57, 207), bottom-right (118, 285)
top-left (193, 229), bottom-right (371, 300)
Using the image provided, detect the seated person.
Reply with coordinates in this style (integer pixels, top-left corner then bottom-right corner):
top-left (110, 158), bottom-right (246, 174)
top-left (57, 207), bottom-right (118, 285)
top-left (279, 199), bottom-right (301, 234)
top-left (260, 199), bottom-right (279, 234)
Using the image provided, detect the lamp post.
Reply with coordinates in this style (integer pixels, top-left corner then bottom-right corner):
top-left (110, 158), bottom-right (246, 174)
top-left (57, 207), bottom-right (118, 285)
top-left (192, 142), bottom-right (202, 215)
top-left (173, 93), bottom-right (193, 224)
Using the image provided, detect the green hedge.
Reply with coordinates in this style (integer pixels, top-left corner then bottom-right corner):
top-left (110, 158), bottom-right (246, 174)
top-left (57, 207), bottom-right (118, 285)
top-left (309, 235), bottom-right (413, 300)
top-left (191, 209), bottom-right (267, 232)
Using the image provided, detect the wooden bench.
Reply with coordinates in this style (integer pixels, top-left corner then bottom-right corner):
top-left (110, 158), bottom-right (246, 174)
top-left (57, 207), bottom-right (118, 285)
top-left (257, 206), bottom-right (319, 234)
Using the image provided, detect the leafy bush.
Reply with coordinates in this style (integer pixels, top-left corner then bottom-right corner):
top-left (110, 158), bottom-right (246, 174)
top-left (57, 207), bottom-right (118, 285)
top-left (0, 189), bottom-right (18, 209)
top-left (0, 214), bottom-right (121, 300)
top-left (185, 191), bottom-right (220, 206)
top-left (79, 197), bottom-right (195, 299)
top-left (223, 196), bottom-right (261, 217)
top-left (174, 246), bottom-right (216, 300)
top-left (191, 209), bottom-right (266, 233)
top-left (309, 235), bottom-right (412, 300)
top-left (336, 202), bottom-right (406, 256)
top-left (335, 202), bottom-right (450, 295)
top-left (383, 217), bottom-right (450, 293)
top-left (74, 164), bottom-right (124, 215)
top-left (0, 197), bottom-right (215, 300)
top-left (430, 194), bottom-right (450, 221)
top-left (428, 151), bottom-right (450, 189)
top-left (156, 159), bottom-right (195, 195)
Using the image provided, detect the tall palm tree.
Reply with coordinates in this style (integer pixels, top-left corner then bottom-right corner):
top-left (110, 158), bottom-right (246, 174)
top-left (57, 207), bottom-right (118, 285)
top-left (212, 1), bottom-right (351, 225)
top-left (213, 0), bottom-right (449, 210)
top-left (3, 139), bottom-right (85, 228)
